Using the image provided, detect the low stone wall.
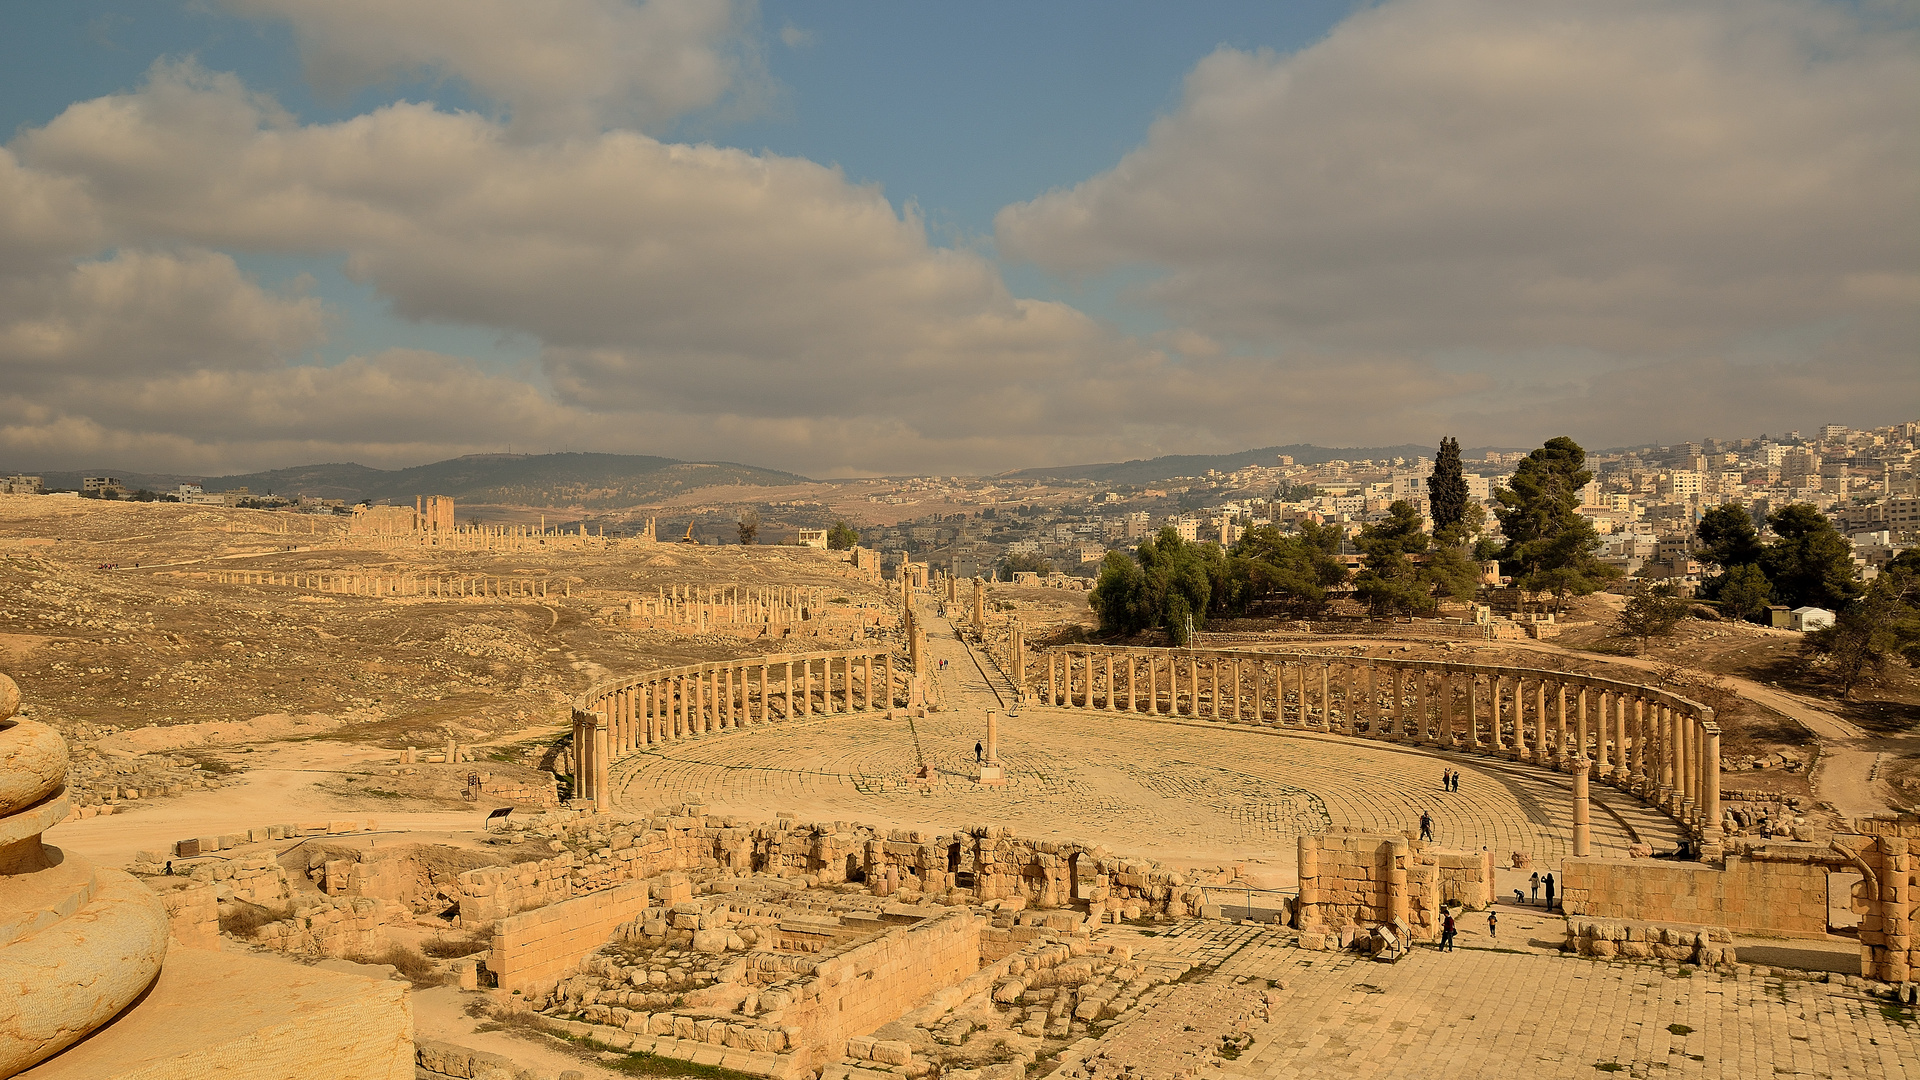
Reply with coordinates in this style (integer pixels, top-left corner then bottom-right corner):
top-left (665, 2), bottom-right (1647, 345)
top-left (158, 881), bottom-right (220, 950)
top-left (1564, 917), bottom-right (1737, 966)
top-left (252, 897), bottom-right (388, 957)
top-left (779, 910), bottom-right (981, 1075)
top-left (414, 1038), bottom-right (522, 1080)
top-left (458, 852), bottom-right (576, 925)
top-left (489, 882), bottom-right (652, 994)
top-left (168, 818), bottom-right (379, 857)
top-left (1560, 850), bottom-right (1836, 939)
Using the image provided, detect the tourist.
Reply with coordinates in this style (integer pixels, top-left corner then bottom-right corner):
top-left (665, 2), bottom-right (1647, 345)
top-left (1419, 810), bottom-right (1433, 842)
top-left (1487, 910), bottom-right (1498, 938)
top-left (1530, 872), bottom-right (1540, 904)
top-left (975, 741), bottom-right (983, 762)
top-left (1440, 769), bottom-right (1449, 791)
top-left (1440, 912), bottom-right (1456, 951)
top-left (1544, 873), bottom-right (1556, 909)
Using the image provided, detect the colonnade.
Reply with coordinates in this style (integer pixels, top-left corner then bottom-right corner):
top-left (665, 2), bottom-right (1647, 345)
top-left (209, 569), bottom-right (563, 598)
top-left (1035, 646), bottom-right (1720, 836)
top-left (570, 648), bottom-right (902, 810)
top-left (631, 584), bottom-right (826, 627)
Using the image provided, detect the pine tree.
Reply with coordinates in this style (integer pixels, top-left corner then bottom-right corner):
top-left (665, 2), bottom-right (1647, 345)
top-left (1428, 437), bottom-right (1469, 534)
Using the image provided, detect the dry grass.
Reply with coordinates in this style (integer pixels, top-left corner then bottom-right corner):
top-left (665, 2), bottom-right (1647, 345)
top-left (422, 929), bottom-right (493, 958)
top-left (217, 899), bottom-right (289, 938)
top-left (347, 942), bottom-right (442, 988)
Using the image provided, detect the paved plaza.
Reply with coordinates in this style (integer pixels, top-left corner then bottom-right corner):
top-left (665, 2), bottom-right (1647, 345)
top-left (610, 614), bottom-right (1679, 872)
top-left (1090, 921), bottom-right (1915, 1080)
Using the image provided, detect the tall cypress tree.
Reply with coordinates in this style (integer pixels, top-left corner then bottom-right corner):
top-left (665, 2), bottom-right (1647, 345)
top-left (1428, 436), bottom-right (1469, 535)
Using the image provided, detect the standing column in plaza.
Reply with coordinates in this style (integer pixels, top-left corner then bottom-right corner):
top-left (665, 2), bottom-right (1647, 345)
top-left (785, 660), bottom-right (796, 719)
top-left (1388, 838), bottom-right (1410, 927)
top-left (1105, 655), bottom-right (1116, 711)
top-left (593, 717), bottom-right (610, 813)
top-left (1047, 654), bottom-right (1058, 707)
top-left (1465, 675), bottom-right (1481, 748)
top-left (1493, 676), bottom-right (1512, 757)
top-left (1612, 691), bottom-right (1631, 784)
top-left (1703, 724), bottom-right (1722, 835)
top-left (1439, 672), bottom-right (1456, 745)
top-left (1296, 836), bottom-right (1320, 932)
top-left (974, 709), bottom-right (1005, 785)
top-left (1124, 653), bottom-right (1137, 713)
top-left (1553, 684), bottom-right (1570, 771)
top-left (1676, 714), bottom-right (1693, 823)
top-left (864, 654), bottom-right (875, 711)
top-left (1593, 690), bottom-right (1611, 776)
top-left (801, 658), bottom-right (814, 717)
top-left (1659, 704), bottom-right (1676, 805)
top-left (1414, 669), bottom-right (1430, 742)
top-left (1231, 659), bottom-right (1243, 721)
top-left (1148, 655), bottom-right (1160, 714)
top-left (1086, 651), bottom-right (1097, 709)
top-left (1389, 667), bottom-right (1407, 740)
top-left (1629, 697), bottom-right (1647, 785)
top-left (1531, 680), bottom-right (1547, 766)
top-left (1210, 658), bottom-right (1222, 719)
top-left (1572, 758), bottom-right (1592, 857)
top-left (1320, 663), bottom-right (1332, 730)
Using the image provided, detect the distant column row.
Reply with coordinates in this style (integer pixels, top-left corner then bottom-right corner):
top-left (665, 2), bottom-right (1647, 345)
top-left (209, 569), bottom-right (565, 598)
top-left (570, 649), bottom-right (902, 809)
top-left (1037, 647), bottom-right (1719, 834)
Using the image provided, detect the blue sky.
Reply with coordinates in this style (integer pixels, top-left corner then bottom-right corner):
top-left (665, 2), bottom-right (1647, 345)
top-left (0, 1), bottom-right (1912, 476)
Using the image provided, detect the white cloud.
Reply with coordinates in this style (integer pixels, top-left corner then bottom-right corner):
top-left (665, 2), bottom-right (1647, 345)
top-left (997, 0), bottom-right (1920, 363)
top-left (221, 0), bottom-right (761, 137)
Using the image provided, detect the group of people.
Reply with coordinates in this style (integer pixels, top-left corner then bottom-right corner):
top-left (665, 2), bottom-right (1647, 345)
top-left (1440, 768), bottom-right (1462, 792)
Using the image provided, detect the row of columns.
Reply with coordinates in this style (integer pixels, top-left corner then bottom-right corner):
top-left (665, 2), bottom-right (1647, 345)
top-left (570, 649), bottom-right (900, 808)
top-left (1039, 647), bottom-right (1719, 834)
top-left (212, 569), bottom-right (564, 598)
top-left (630, 584), bottom-right (827, 626)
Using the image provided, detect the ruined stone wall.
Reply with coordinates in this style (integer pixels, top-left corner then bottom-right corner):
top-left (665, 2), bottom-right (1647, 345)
top-left (1560, 852), bottom-right (1833, 939)
top-left (1294, 831), bottom-right (1486, 945)
top-left (1431, 850), bottom-right (1495, 910)
top-left (251, 897), bottom-right (388, 957)
top-left (776, 910), bottom-right (981, 1075)
top-left (158, 881), bottom-right (221, 950)
top-left (456, 852), bottom-right (575, 925)
top-left (488, 882), bottom-right (652, 994)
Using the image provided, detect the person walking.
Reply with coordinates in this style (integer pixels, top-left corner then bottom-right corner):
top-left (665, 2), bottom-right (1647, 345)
top-left (1454, 771), bottom-right (1463, 794)
top-left (975, 741), bottom-right (983, 762)
top-left (1440, 912), bottom-right (1456, 951)
top-left (1487, 910), bottom-right (1498, 939)
top-left (1440, 769), bottom-right (1449, 792)
top-left (1419, 810), bottom-right (1434, 842)
top-left (1530, 872), bottom-right (1541, 905)
top-left (1544, 872), bottom-right (1556, 909)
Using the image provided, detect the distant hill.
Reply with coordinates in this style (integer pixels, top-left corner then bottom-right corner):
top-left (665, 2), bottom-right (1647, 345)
top-left (1004, 444), bottom-right (1523, 485)
top-left (29, 453), bottom-right (811, 509)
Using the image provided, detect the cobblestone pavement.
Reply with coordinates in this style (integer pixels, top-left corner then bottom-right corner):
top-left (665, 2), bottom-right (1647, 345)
top-left (1092, 922), bottom-right (1916, 1079)
top-left (610, 613), bottom-right (1680, 870)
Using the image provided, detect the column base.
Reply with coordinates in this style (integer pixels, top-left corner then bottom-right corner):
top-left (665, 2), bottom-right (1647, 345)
top-left (972, 764), bottom-right (1006, 786)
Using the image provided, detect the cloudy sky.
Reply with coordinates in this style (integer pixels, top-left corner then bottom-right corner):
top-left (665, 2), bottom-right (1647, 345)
top-left (1, 0), bottom-right (1914, 478)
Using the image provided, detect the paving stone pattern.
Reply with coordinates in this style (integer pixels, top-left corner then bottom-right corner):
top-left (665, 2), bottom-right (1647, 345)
top-left (1100, 923), bottom-right (1915, 1079)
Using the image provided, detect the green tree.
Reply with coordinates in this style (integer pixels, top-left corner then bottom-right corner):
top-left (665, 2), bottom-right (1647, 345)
top-left (1717, 563), bottom-right (1773, 623)
top-left (1615, 582), bottom-right (1690, 654)
top-left (1353, 500), bottom-right (1437, 615)
top-left (1695, 503), bottom-right (1763, 570)
top-left (1229, 520), bottom-right (1348, 615)
top-left (1423, 524), bottom-right (1484, 603)
top-left (1492, 436), bottom-right (1620, 608)
top-left (1806, 550), bottom-right (1920, 698)
top-left (1761, 504), bottom-right (1858, 610)
top-left (1273, 482), bottom-right (1321, 503)
top-left (1427, 437), bottom-right (1470, 534)
top-left (1089, 527), bottom-right (1216, 643)
top-left (825, 521), bottom-right (859, 550)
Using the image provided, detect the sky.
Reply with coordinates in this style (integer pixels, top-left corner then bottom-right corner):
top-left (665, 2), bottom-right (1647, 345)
top-left (0, 0), bottom-right (1914, 479)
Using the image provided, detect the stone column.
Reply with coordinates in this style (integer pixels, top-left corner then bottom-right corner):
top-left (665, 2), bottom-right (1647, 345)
top-left (1612, 690), bottom-right (1631, 784)
top-left (1491, 675), bottom-right (1508, 756)
top-left (1105, 655), bottom-right (1116, 711)
top-left (1466, 675), bottom-right (1482, 749)
top-left (986, 709), bottom-right (999, 763)
top-left (1439, 671), bottom-right (1455, 744)
top-left (1593, 690), bottom-right (1611, 775)
top-left (864, 654), bottom-right (875, 710)
top-left (1231, 659), bottom-right (1243, 721)
top-left (572, 715), bottom-right (586, 791)
top-left (593, 718), bottom-right (611, 813)
top-left (1553, 684), bottom-right (1569, 770)
top-left (1148, 655), bottom-right (1159, 715)
top-left (1296, 835), bottom-right (1320, 932)
top-left (1676, 714), bottom-right (1693, 822)
top-left (1414, 669), bottom-right (1429, 743)
top-left (1047, 653), bottom-right (1058, 707)
top-left (1086, 651), bottom-right (1097, 709)
top-left (783, 660), bottom-right (795, 718)
top-left (1389, 667), bottom-right (1406, 740)
top-left (1387, 837), bottom-right (1410, 928)
top-left (1209, 658), bottom-right (1221, 719)
top-left (801, 659), bottom-right (814, 717)
top-left (1572, 758), bottom-right (1592, 857)
top-left (1532, 680), bottom-right (1547, 766)
top-left (1703, 725), bottom-right (1721, 834)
